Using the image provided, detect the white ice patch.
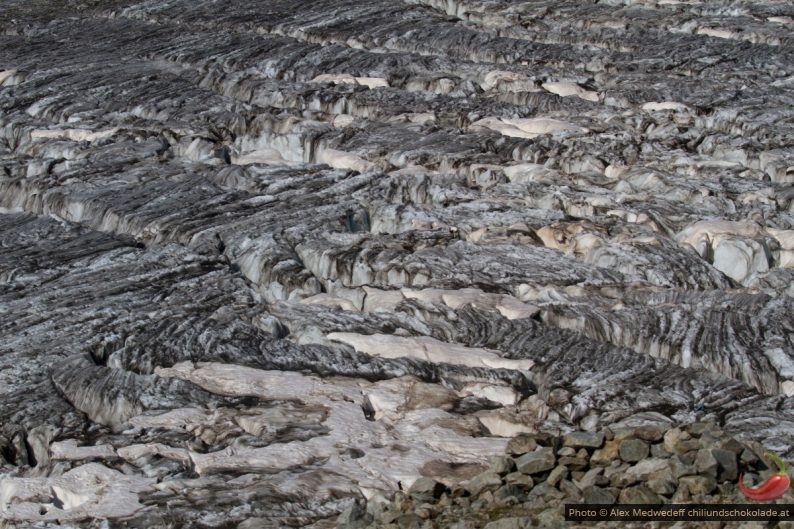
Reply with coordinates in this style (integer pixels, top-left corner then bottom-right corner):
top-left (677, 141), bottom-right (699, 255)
top-left (300, 293), bottom-right (359, 311)
top-left (401, 287), bottom-right (539, 320)
top-left (0, 463), bottom-right (154, 522)
top-left (477, 415), bottom-right (535, 437)
top-left (764, 348), bottom-right (794, 380)
top-left (503, 163), bottom-right (559, 183)
top-left (696, 27), bottom-right (735, 40)
top-left (642, 102), bottom-right (691, 112)
top-left (471, 117), bottom-right (586, 139)
top-left (676, 220), bottom-right (794, 283)
top-left (327, 332), bottom-right (534, 371)
top-left (541, 81), bottom-right (599, 102)
top-left (311, 74), bottom-right (389, 89)
top-left (0, 69), bottom-right (17, 85)
top-left (480, 70), bottom-right (539, 92)
top-left (316, 147), bottom-right (377, 172)
top-left (230, 148), bottom-right (293, 166)
top-left (152, 363), bottom-right (511, 493)
top-left (30, 128), bottom-right (119, 143)
top-left (49, 440), bottom-right (117, 461)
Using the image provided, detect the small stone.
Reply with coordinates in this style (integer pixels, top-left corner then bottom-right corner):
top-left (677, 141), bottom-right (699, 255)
top-left (576, 467), bottom-right (605, 489)
top-left (647, 478), bottom-right (676, 496)
top-left (380, 507), bottom-right (402, 524)
top-left (619, 485), bottom-right (662, 505)
top-left (563, 431), bottom-right (604, 449)
top-left (634, 425), bottom-right (664, 442)
top-left (677, 439), bottom-right (701, 455)
top-left (448, 522), bottom-right (476, 529)
top-left (669, 456), bottom-right (697, 479)
top-left (365, 502), bottom-right (387, 521)
top-left (745, 441), bottom-right (769, 463)
top-left (698, 432), bottom-right (721, 449)
top-left (582, 486), bottom-right (615, 505)
top-left (524, 496), bottom-right (548, 511)
top-left (648, 466), bottom-right (674, 484)
top-left (576, 448), bottom-right (589, 459)
top-left (718, 482), bottom-right (735, 496)
top-left (548, 388), bottom-right (571, 407)
top-left (489, 456), bottom-right (516, 475)
top-left (695, 449), bottom-right (719, 478)
top-left (471, 499), bottom-right (488, 511)
top-left (590, 440), bottom-right (620, 466)
top-left (527, 432), bottom-right (561, 449)
top-left (560, 479), bottom-right (583, 501)
top-left (483, 517), bottom-right (532, 529)
top-left (494, 484), bottom-right (522, 505)
top-left (610, 472), bottom-right (638, 488)
top-left (437, 494), bottom-right (451, 508)
top-left (465, 471), bottom-right (503, 497)
top-left (719, 438), bottom-right (745, 455)
top-left (528, 483), bottom-right (564, 500)
top-left (611, 428), bottom-right (636, 442)
top-left (650, 443), bottom-right (671, 458)
top-left (671, 483), bottom-right (691, 503)
top-left (688, 422), bottom-right (718, 437)
top-left (626, 457), bottom-right (669, 480)
top-left (515, 447), bottom-right (555, 475)
top-left (337, 503), bottom-right (373, 529)
top-left (603, 462), bottom-right (628, 479)
top-left (396, 513), bottom-right (423, 529)
top-left (409, 477), bottom-right (447, 502)
top-left (663, 428), bottom-right (690, 453)
top-left (557, 447), bottom-right (576, 457)
top-left (712, 448), bottom-right (738, 481)
top-left (506, 434), bottom-right (538, 455)
top-left (450, 486), bottom-right (466, 498)
top-left (619, 439), bottom-right (649, 462)
top-left (679, 475), bottom-right (717, 495)
top-left (546, 465), bottom-right (568, 487)
top-left (504, 472), bottom-right (534, 489)
top-left (536, 507), bottom-right (565, 527)
top-left (558, 456), bottom-right (588, 470)
top-left (740, 448), bottom-right (760, 465)
top-left (740, 473), bottom-right (767, 496)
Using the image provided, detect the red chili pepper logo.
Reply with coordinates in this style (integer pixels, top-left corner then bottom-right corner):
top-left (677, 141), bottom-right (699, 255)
top-left (738, 452), bottom-right (790, 502)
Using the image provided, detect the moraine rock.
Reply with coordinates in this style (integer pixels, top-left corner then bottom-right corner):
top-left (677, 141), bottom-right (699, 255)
top-left (582, 485), bottom-right (616, 505)
top-left (563, 431), bottom-right (605, 449)
top-left (515, 448), bottom-right (556, 475)
top-left (505, 435), bottom-right (538, 456)
top-left (619, 439), bottom-right (650, 463)
top-left (712, 449), bottom-right (739, 481)
top-left (408, 478), bottom-right (448, 503)
top-left (619, 485), bottom-right (663, 505)
top-left (465, 472), bottom-right (503, 497)
top-left (357, 422), bottom-right (792, 528)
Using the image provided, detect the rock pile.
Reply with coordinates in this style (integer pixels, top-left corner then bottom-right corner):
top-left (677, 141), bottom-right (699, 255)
top-left (339, 422), bottom-right (794, 529)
